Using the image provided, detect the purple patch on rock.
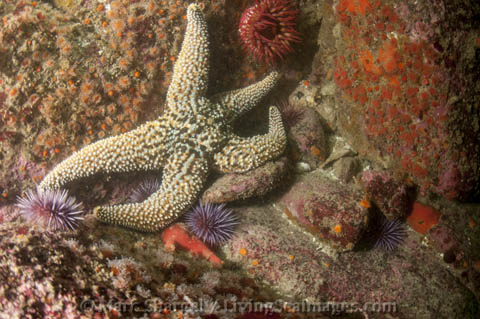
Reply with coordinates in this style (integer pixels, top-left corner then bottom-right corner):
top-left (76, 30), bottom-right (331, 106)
top-left (278, 172), bottom-right (368, 251)
top-left (361, 170), bottom-right (412, 220)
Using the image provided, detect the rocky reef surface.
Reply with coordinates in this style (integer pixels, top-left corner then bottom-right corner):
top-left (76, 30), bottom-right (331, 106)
top-left (1, 0), bottom-right (479, 318)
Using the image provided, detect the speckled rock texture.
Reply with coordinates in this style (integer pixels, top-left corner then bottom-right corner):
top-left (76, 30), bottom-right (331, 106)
top-left (0, 204), bottom-right (302, 319)
top-left (277, 171), bottom-right (368, 252)
top-left (312, 0), bottom-right (480, 200)
top-left (2, 0), bottom-right (480, 318)
top-left (361, 170), bottom-right (412, 220)
top-left (430, 223), bottom-right (459, 259)
top-left (332, 156), bottom-right (360, 183)
top-left (287, 107), bottom-right (328, 169)
top-left (224, 202), bottom-right (479, 319)
top-left (2, 195), bottom-right (478, 319)
top-left (202, 157), bottom-right (290, 203)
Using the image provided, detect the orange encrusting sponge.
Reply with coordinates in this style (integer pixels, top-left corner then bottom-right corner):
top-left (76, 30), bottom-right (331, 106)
top-left (407, 202), bottom-right (441, 235)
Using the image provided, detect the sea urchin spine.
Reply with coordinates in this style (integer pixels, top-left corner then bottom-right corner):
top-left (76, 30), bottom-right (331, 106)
top-left (279, 101), bottom-right (304, 128)
top-left (129, 177), bottom-right (161, 203)
top-left (239, 0), bottom-right (301, 65)
top-left (185, 201), bottom-right (239, 246)
top-left (375, 218), bottom-right (407, 251)
top-left (16, 187), bottom-right (84, 231)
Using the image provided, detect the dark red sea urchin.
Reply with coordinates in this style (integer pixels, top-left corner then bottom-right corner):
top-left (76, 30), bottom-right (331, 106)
top-left (239, 0), bottom-right (301, 65)
top-left (16, 187), bottom-right (84, 231)
top-left (185, 201), bottom-right (239, 246)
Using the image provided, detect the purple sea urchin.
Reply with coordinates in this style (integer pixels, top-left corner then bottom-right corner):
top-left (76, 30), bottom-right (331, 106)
top-left (185, 201), bottom-right (239, 246)
top-left (16, 188), bottom-right (84, 231)
top-left (279, 102), bottom-right (304, 128)
top-left (374, 218), bottom-right (406, 251)
top-left (129, 178), bottom-right (161, 203)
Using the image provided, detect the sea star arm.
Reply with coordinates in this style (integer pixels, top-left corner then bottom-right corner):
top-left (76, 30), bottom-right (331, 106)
top-left (166, 4), bottom-right (209, 106)
top-left (213, 106), bottom-right (286, 173)
top-left (39, 121), bottom-right (167, 190)
top-left (94, 145), bottom-right (208, 232)
top-left (210, 71), bottom-right (280, 121)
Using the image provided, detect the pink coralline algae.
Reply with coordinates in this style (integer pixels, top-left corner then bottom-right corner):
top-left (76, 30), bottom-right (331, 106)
top-left (0, 207), bottom-right (284, 319)
top-left (227, 218), bottom-right (330, 299)
top-left (360, 170), bottom-right (411, 220)
top-left (429, 224), bottom-right (458, 259)
top-left (202, 157), bottom-right (289, 203)
top-left (224, 204), bottom-right (476, 317)
top-left (436, 163), bottom-right (462, 196)
top-left (332, 0), bottom-right (480, 200)
top-left (278, 171), bottom-right (368, 252)
top-left (287, 107), bottom-right (328, 169)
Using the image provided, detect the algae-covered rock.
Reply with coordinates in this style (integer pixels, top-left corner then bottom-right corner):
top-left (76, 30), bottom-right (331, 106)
top-left (313, 0), bottom-right (480, 200)
top-left (278, 171), bottom-right (368, 252)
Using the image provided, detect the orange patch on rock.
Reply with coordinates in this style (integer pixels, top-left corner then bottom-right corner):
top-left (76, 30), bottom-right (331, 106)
top-left (474, 260), bottom-right (480, 272)
top-left (338, 0), bottom-right (372, 15)
top-left (386, 75), bottom-right (400, 88)
top-left (469, 218), bottom-right (477, 229)
top-left (407, 202), bottom-right (441, 235)
top-left (378, 39), bottom-right (398, 73)
top-left (333, 224), bottom-right (342, 233)
top-left (161, 223), bottom-right (223, 266)
top-left (360, 198), bottom-right (371, 208)
top-left (359, 50), bottom-right (382, 75)
top-left (311, 145), bottom-right (322, 157)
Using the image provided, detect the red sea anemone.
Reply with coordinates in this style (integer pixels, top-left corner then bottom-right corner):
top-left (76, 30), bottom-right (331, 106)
top-left (239, 0), bottom-right (301, 65)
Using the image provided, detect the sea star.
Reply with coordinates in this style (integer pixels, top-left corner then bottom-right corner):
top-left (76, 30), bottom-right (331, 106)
top-left (39, 4), bottom-right (286, 232)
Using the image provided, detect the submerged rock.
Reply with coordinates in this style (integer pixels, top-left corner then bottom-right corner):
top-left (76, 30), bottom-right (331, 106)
top-left (202, 157), bottom-right (290, 203)
top-left (224, 203), bottom-right (478, 319)
top-left (288, 107), bottom-right (328, 169)
top-left (332, 156), bottom-right (360, 183)
top-left (0, 204), bottom-right (289, 319)
top-left (278, 171), bottom-right (368, 252)
top-left (315, 0), bottom-right (480, 200)
top-left (361, 170), bottom-right (412, 220)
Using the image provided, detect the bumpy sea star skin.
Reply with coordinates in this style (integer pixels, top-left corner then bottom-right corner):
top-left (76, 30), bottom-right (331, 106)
top-left (39, 4), bottom-right (286, 232)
